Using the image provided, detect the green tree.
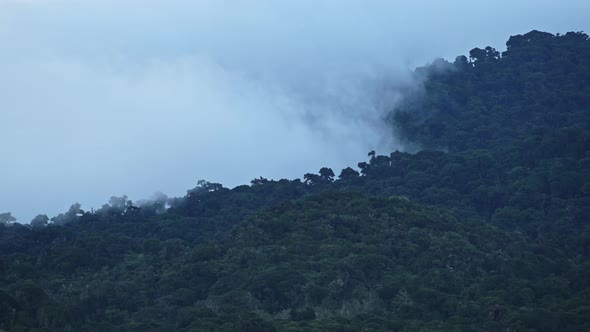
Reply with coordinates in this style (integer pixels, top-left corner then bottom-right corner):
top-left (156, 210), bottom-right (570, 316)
top-left (319, 167), bottom-right (336, 182)
top-left (339, 167), bottom-right (360, 180)
top-left (0, 212), bottom-right (16, 224)
top-left (30, 214), bottom-right (49, 228)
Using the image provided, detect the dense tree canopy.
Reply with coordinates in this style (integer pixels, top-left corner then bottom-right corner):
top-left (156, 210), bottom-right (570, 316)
top-left (1, 30), bottom-right (589, 331)
top-left (391, 30), bottom-right (590, 152)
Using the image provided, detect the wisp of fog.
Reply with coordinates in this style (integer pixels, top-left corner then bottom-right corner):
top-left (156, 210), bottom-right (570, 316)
top-left (1, 0), bottom-right (589, 221)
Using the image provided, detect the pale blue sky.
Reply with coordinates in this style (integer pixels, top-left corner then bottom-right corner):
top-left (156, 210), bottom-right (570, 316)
top-left (1, 0), bottom-right (589, 222)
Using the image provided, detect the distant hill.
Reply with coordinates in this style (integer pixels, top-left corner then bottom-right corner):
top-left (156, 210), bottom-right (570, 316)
top-left (391, 30), bottom-right (590, 152)
top-left (1, 30), bottom-right (589, 331)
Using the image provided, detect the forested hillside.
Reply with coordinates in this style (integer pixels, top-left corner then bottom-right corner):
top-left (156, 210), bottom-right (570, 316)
top-left (1, 30), bottom-right (590, 331)
top-left (392, 30), bottom-right (590, 152)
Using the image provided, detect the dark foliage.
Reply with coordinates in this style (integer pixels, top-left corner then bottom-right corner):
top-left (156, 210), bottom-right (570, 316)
top-left (392, 30), bottom-right (590, 152)
top-left (1, 30), bottom-right (589, 331)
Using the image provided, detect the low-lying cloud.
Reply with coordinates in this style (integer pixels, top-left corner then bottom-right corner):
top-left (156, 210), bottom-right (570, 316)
top-left (1, 0), bottom-right (589, 221)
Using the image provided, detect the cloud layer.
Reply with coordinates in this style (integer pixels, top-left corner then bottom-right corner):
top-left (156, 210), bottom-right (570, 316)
top-left (1, 0), bottom-right (589, 221)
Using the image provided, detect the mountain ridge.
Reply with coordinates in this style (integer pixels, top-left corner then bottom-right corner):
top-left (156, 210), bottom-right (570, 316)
top-left (1, 30), bottom-right (590, 331)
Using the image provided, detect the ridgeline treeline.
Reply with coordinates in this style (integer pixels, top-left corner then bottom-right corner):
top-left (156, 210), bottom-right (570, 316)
top-left (1, 30), bottom-right (590, 331)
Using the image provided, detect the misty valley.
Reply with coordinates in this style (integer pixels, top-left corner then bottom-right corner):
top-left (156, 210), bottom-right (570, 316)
top-left (1, 30), bottom-right (590, 331)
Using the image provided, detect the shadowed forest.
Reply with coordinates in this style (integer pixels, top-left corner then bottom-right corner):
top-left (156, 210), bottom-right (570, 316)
top-left (1, 30), bottom-right (590, 331)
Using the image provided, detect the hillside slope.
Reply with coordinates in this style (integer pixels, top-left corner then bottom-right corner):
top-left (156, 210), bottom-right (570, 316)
top-left (1, 30), bottom-right (590, 331)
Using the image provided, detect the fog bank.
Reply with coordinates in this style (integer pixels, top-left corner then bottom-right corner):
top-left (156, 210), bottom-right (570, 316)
top-left (1, 0), bottom-right (589, 221)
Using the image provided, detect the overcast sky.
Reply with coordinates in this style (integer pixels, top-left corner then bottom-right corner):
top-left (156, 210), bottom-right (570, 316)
top-left (1, 0), bottom-right (589, 222)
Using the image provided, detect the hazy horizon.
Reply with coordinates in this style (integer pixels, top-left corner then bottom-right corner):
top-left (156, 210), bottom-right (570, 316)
top-left (2, 0), bottom-right (590, 222)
